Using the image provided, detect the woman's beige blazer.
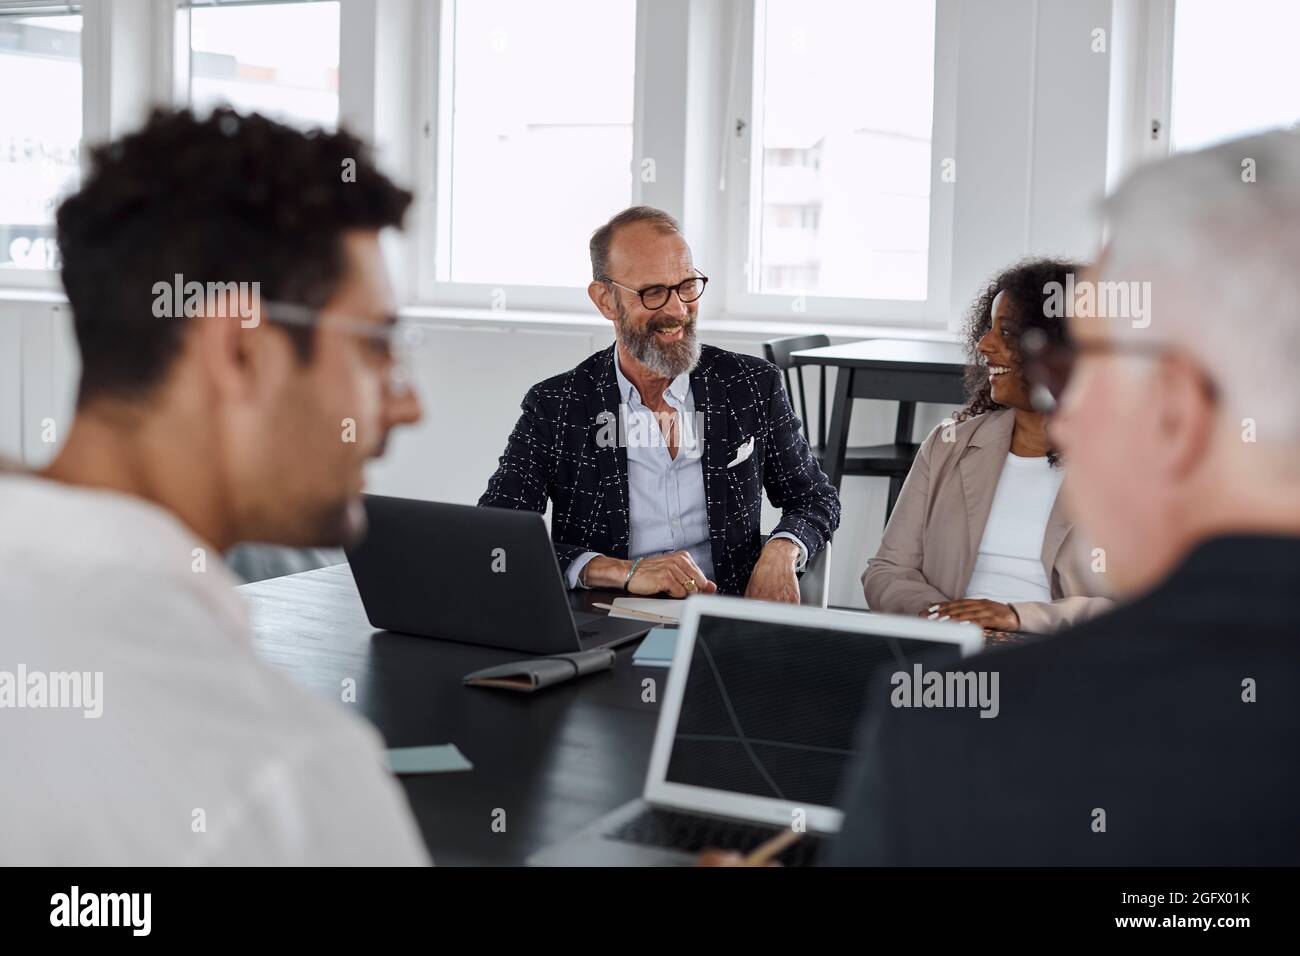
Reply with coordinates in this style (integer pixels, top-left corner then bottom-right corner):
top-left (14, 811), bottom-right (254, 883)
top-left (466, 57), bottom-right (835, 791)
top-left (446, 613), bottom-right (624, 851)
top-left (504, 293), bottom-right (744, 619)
top-left (862, 408), bottom-right (1113, 633)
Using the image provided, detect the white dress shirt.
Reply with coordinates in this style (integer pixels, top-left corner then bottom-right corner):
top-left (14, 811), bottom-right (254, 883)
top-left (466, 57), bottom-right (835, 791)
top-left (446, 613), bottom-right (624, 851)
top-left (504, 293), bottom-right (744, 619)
top-left (567, 355), bottom-right (807, 588)
top-left (0, 474), bottom-right (429, 865)
top-left (965, 453), bottom-right (1065, 605)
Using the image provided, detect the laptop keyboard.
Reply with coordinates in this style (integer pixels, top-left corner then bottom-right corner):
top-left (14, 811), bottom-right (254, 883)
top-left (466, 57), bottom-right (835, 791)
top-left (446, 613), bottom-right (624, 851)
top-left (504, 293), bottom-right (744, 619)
top-left (607, 807), bottom-right (823, 866)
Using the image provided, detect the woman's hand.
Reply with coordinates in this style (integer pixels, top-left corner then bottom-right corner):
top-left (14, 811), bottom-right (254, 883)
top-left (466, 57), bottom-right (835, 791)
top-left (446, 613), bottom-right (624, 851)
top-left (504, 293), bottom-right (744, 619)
top-left (920, 599), bottom-right (1020, 631)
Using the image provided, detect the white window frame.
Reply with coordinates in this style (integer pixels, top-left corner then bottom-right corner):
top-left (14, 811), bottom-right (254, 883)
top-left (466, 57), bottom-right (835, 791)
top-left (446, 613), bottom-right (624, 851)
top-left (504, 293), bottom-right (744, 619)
top-left (413, 0), bottom-right (658, 313)
top-left (722, 0), bottom-right (958, 328)
top-left (168, 0), bottom-right (191, 106)
top-left (0, 0), bottom-right (90, 290)
top-left (1143, 0), bottom-right (1176, 161)
top-left (0, 0), bottom-right (399, 296)
top-left (1106, 0), bottom-right (1189, 205)
top-left (4, 0), bottom-right (964, 332)
top-left (1132, 0), bottom-right (1300, 167)
top-left (0, 0), bottom-right (354, 292)
top-left (173, 0), bottom-right (345, 123)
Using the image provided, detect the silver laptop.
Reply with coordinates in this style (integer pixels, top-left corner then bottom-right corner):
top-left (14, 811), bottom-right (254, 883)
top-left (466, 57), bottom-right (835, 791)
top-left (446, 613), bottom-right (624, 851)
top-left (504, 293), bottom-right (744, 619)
top-left (529, 595), bottom-right (983, 866)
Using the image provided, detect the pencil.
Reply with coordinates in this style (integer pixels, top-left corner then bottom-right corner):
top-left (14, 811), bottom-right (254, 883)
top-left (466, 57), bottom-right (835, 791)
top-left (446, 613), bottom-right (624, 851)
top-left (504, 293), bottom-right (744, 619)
top-left (743, 828), bottom-right (801, 866)
top-left (592, 602), bottom-right (678, 624)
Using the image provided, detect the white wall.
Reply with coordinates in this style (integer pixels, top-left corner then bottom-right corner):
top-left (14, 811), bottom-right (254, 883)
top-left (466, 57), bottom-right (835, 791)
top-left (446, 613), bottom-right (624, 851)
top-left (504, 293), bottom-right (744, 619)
top-left (0, 294), bottom-right (79, 470)
top-left (948, 0), bottom-right (1113, 310)
top-left (0, 0), bottom-right (1119, 608)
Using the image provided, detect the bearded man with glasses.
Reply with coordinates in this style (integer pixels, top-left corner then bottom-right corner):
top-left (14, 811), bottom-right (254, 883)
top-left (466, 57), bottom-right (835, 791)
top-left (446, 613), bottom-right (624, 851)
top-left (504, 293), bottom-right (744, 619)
top-left (480, 206), bottom-right (840, 601)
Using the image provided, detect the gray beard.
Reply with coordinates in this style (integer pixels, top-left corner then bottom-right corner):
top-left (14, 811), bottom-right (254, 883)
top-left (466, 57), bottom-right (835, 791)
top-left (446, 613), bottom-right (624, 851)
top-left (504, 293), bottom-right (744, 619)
top-left (616, 301), bottom-right (701, 379)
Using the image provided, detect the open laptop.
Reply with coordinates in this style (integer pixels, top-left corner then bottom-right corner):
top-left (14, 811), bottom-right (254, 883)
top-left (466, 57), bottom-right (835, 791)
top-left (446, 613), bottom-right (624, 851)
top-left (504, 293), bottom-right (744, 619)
top-left (344, 495), bottom-right (652, 654)
top-left (529, 595), bottom-right (983, 866)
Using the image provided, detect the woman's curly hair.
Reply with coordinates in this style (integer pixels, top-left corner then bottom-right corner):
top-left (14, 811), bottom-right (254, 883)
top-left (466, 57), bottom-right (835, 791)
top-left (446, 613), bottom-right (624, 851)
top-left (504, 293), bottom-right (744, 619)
top-left (954, 257), bottom-right (1083, 465)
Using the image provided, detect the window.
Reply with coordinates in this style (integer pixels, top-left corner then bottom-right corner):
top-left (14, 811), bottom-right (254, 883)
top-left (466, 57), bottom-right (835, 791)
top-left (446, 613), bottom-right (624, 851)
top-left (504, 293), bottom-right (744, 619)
top-left (745, 0), bottom-right (938, 304)
top-left (184, 0), bottom-right (340, 129)
top-left (1169, 0), bottom-right (1300, 152)
top-left (0, 5), bottom-right (82, 271)
top-left (434, 0), bottom-right (636, 289)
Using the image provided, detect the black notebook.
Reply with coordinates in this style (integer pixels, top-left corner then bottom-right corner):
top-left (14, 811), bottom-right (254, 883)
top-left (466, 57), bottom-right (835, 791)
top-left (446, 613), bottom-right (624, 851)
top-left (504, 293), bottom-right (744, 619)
top-left (462, 647), bottom-right (617, 693)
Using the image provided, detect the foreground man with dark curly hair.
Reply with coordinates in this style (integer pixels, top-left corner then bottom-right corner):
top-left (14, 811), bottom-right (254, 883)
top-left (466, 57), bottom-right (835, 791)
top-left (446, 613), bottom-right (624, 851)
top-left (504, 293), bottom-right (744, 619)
top-left (0, 109), bottom-right (429, 864)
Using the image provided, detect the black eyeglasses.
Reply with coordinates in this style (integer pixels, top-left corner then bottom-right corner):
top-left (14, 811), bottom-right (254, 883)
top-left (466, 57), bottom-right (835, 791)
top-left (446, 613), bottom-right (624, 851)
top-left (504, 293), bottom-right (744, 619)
top-left (599, 271), bottom-right (709, 310)
top-left (1020, 327), bottom-right (1218, 413)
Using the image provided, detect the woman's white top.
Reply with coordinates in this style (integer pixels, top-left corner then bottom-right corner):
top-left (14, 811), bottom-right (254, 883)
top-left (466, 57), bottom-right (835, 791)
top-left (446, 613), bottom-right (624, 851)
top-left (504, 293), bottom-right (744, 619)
top-left (965, 453), bottom-right (1065, 605)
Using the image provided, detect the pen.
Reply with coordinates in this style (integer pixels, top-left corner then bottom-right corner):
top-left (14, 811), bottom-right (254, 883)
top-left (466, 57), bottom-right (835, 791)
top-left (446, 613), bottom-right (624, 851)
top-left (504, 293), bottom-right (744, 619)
top-left (743, 828), bottom-right (801, 866)
top-left (592, 602), bottom-right (678, 624)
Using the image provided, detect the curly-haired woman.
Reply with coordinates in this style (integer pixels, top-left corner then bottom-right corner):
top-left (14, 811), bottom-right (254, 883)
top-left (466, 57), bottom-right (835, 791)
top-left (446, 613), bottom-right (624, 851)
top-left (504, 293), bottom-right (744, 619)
top-left (861, 258), bottom-right (1113, 633)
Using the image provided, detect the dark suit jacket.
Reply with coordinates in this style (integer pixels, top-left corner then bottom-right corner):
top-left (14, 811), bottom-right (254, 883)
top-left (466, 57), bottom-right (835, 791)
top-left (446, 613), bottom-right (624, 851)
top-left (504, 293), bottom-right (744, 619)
top-left (830, 534), bottom-right (1300, 866)
top-left (479, 344), bottom-right (841, 595)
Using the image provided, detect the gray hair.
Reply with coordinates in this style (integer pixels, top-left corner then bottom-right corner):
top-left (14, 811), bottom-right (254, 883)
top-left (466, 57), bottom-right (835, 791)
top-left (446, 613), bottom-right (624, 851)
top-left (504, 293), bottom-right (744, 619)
top-left (1101, 128), bottom-right (1300, 440)
top-left (589, 205), bottom-right (682, 281)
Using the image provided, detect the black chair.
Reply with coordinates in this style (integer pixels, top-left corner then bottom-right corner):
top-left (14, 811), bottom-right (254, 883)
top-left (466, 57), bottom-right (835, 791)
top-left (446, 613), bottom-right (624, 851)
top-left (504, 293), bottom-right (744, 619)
top-left (763, 335), bottom-right (920, 521)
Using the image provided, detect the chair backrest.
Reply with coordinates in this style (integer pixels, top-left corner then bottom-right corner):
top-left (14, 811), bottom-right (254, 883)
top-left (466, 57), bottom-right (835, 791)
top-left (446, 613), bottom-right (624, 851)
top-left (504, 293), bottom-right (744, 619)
top-left (798, 541), bottom-right (832, 608)
top-left (763, 334), bottom-right (831, 450)
top-left (763, 334), bottom-right (830, 370)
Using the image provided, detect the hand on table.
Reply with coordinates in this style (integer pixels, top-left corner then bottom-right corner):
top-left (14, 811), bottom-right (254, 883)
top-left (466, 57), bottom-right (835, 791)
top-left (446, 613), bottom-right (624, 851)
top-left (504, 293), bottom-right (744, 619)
top-left (581, 552), bottom-right (717, 596)
top-left (629, 551), bottom-right (718, 597)
top-left (920, 599), bottom-right (1019, 631)
top-left (743, 539), bottom-right (803, 604)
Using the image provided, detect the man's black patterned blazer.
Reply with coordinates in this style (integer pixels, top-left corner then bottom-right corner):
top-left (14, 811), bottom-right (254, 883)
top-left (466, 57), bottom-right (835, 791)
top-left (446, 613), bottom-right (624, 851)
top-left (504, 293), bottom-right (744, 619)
top-left (479, 343), bottom-right (842, 595)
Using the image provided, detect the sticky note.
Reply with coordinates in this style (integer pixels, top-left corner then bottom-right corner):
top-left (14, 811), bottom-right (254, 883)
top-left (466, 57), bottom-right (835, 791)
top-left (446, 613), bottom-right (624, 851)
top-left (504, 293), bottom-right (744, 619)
top-left (385, 744), bottom-right (473, 775)
top-left (632, 626), bottom-right (679, 668)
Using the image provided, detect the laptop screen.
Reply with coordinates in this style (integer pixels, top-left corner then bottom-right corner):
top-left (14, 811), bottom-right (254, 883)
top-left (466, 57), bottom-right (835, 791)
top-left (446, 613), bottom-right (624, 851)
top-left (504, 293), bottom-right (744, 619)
top-left (663, 613), bottom-right (961, 809)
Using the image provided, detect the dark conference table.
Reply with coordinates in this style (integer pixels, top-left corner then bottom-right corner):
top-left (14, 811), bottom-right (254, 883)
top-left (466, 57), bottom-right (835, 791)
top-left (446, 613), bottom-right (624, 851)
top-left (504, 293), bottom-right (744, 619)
top-left (240, 563), bottom-right (660, 866)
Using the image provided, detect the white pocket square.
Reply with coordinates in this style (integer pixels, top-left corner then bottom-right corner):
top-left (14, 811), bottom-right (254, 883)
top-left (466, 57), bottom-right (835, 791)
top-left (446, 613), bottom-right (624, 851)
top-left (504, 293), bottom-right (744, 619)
top-left (726, 436), bottom-right (755, 468)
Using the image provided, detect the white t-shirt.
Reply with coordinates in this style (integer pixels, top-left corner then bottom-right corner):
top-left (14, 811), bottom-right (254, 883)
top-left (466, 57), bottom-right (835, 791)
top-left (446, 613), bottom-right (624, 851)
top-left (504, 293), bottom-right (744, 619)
top-left (965, 453), bottom-right (1064, 605)
top-left (0, 474), bottom-right (430, 865)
